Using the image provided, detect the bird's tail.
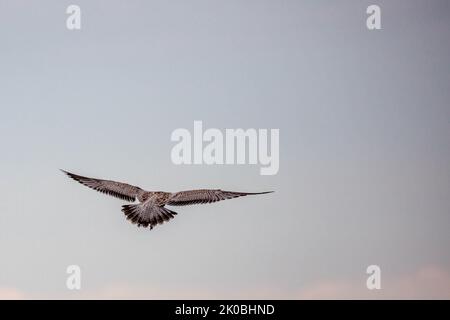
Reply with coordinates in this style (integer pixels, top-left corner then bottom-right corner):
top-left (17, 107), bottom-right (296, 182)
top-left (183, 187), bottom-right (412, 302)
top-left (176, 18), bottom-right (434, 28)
top-left (122, 203), bottom-right (178, 229)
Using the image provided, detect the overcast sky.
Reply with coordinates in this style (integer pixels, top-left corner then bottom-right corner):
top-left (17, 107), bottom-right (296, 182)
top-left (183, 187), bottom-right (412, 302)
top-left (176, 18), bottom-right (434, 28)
top-left (0, 0), bottom-right (449, 299)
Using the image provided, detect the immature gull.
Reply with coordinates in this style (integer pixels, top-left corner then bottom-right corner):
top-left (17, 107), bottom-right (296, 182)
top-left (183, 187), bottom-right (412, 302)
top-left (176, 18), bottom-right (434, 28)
top-left (61, 170), bottom-right (273, 230)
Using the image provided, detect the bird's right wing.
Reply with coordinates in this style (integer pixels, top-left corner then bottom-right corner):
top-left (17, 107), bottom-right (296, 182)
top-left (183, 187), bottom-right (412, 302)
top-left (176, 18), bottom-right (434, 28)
top-left (167, 189), bottom-right (273, 206)
top-left (61, 170), bottom-right (143, 202)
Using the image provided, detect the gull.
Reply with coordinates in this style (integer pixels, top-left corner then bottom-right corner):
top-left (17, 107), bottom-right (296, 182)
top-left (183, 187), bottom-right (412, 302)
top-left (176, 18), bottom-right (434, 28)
top-left (61, 170), bottom-right (273, 230)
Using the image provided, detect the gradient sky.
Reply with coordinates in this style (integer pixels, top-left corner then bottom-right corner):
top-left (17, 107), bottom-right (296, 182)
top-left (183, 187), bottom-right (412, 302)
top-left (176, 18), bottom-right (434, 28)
top-left (0, 0), bottom-right (449, 299)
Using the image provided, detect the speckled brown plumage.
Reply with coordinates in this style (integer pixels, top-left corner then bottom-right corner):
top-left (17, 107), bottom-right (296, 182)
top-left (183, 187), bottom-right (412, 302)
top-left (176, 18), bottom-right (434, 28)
top-left (61, 170), bottom-right (273, 230)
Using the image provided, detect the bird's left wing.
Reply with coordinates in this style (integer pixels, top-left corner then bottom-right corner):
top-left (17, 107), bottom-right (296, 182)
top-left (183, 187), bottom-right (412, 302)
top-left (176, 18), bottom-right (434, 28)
top-left (61, 170), bottom-right (143, 202)
top-left (167, 189), bottom-right (273, 206)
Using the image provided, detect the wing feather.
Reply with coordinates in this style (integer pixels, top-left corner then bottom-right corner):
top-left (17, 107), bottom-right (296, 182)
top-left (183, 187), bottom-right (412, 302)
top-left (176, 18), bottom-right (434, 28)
top-left (61, 170), bottom-right (142, 202)
top-left (167, 189), bottom-right (273, 206)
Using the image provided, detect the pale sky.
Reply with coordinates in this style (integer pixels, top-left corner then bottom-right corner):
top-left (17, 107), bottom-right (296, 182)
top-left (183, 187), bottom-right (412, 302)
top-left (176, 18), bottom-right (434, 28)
top-left (0, 0), bottom-right (449, 299)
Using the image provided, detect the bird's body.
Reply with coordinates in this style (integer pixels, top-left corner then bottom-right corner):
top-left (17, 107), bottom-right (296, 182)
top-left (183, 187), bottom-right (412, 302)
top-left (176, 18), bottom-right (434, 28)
top-left (61, 170), bottom-right (273, 230)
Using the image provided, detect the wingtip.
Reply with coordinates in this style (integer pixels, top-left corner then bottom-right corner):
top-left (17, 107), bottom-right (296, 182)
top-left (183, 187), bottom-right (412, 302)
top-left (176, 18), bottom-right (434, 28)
top-left (248, 190), bottom-right (274, 195)
top-left (60, 169), bottom-right (76, 179)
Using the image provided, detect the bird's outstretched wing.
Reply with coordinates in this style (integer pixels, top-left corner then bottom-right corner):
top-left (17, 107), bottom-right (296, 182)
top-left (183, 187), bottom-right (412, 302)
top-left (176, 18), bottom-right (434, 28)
top-left (61, 170), bottom-right (143, 202)
top-left (122, 199), bottom-right (177, 229)
top-left (167, 189), bottom-right (273, 206)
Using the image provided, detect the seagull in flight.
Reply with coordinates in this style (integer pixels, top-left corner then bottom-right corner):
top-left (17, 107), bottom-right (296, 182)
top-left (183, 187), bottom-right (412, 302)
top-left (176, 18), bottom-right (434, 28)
top-left (61, 170), bottom-right (273, 230)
